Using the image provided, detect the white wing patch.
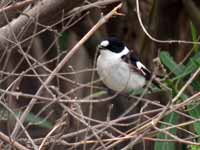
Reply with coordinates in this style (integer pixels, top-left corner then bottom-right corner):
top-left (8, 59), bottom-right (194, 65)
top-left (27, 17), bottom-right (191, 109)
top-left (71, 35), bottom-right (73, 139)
top-left (119, 46), bottom-right (129, 56)
top-left (100, 40), bottom-right (109, 47)
top-left (136, 61), bottom-right (146, 69)
top-left (136, 61), bottom-right (148, 75)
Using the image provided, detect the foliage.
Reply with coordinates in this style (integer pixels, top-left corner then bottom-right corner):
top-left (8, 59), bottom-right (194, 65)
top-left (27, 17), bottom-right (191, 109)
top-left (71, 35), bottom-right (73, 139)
top-left (155, 29), bottom-right (200, 150)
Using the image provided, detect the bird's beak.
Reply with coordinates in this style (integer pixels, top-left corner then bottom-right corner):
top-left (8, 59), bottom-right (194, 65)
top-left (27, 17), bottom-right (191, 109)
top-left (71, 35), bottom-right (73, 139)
top-left (97, 45), bottom-right (103, 51)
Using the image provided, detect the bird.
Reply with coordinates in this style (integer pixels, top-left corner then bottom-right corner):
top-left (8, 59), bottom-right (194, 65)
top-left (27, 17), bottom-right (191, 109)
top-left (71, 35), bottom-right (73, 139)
top-left (96, 37), bottom-right (159, 93)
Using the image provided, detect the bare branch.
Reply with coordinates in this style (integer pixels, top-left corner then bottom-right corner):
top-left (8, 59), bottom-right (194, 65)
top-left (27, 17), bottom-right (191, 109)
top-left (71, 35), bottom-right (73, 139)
top-left (11, 2), bottom-right (123, 139)
top-left (0, 131), bottom-right (29, 150)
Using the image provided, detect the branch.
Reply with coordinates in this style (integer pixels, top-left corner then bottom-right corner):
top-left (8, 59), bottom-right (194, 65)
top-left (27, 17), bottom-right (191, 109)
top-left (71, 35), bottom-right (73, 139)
top-left (0, 0), bottom-right (34, 14)
top-left (67, 0), bottom-right (121, 16)
top-left (136, 0), bottom-right (200, 45)
top-left (0, 0), bottom-right (84, 52)
top-left (0, 131), bottom-right (29, 150)
top-left (11, 2), bottom-right (123, 139)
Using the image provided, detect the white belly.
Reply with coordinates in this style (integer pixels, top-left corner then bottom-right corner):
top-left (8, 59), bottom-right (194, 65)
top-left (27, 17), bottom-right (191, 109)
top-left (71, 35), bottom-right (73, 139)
top-left (97, 52), bottom-right (146, 92)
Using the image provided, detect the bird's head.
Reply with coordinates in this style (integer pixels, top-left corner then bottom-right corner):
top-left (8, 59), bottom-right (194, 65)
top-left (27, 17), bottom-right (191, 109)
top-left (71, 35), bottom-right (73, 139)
top-left (97, 37), bottom-right (129, 56)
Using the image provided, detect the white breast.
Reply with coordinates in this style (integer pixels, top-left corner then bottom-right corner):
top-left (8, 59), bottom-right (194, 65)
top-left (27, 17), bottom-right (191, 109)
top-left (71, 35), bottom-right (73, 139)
top-left (97, 50), bottom-right (146, 92)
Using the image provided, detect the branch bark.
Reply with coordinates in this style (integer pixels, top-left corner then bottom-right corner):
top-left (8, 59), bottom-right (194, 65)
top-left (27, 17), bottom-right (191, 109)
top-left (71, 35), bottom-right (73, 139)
top-left (10, 2), bottom-right (123, 139)
top-left (0, 0), bottom-right (83, 53)
top-left (0, 131), bottom-right (29, 150)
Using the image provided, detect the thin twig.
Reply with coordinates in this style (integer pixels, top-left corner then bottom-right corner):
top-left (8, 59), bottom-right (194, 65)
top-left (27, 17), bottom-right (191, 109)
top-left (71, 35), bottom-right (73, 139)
top-left (105, 102), bottom-right (170, 149)
top-left (136, 0), bottom-right (200, 45)
top-left (153, 125), bottom-right (200, 146)
top-left (172, 67), bottom-right (200, 103)
top-left (0, 132), bottom-right (29, 150)
top-left (39, 122), bottom-right (66, 150)
top-left (0, 0), bottom-right (34, 14)
top-left (11, 2), bottom-right (123, 139)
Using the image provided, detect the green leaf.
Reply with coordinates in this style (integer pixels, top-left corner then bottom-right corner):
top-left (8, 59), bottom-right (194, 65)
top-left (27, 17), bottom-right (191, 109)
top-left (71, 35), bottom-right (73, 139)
top-left (191, 80), bottom-right (200, 91)
top-left (180, 53), bottom-right (200, 90)
top-left (190, 145), bottom-right (200, 150)
top-left (16, 112), bottom-right (53, 129)
top-left (187, 104), bottom-right (200, 136)
top-left (190, 22), bottom-right (199, 53)
top-left (59, 32), bottom-right (69, 51)
top-left (161, 51), bottom-right (200, 90)
top-left (180, 94), bottom-right (200, 142)
top-left (0, 106), bottom-right (9, 121)
top-left (160, 51), bottom-right (184, 76)
top-left (171, 58), bottom-right (198, 81)
top-left (154, 112), bottom-right (179, 150)
top-left (0, 106), bottom-right (53, 129)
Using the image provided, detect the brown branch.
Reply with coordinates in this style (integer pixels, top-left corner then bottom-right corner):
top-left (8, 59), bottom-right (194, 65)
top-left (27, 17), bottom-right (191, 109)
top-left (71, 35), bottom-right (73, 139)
top-left (0, 0), bottom-right (34, 14)
top-left (0, 0), bottom-right (121, 52)
top-left (172, 67), bottom-right (200, 103)
top-left (136, 0), bottom-right (200, 45)
top-left (11, 2), bottom-right (123, 138)
top-left (39, 122), bottom-right (66, 150)
top-left (0, 0), bottom-right (84, 52)
top-left (0, 131), bottom-right (29, 150)
top-left (67, 0), bottom-right (121, 16)
top-left (104, 102), bottom-right (170, 149)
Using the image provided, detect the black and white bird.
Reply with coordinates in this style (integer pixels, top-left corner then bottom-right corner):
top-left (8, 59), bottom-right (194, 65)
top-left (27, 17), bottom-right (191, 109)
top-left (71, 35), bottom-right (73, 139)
top-left (97, 37), bottom-right (159, 92)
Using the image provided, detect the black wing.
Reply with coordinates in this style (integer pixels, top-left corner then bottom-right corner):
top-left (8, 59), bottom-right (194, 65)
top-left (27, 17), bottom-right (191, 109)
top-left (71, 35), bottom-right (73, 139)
top-left (121, 52), bottom-right (151, 79)
top-left (121, 52), bottom-right (160, 87)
